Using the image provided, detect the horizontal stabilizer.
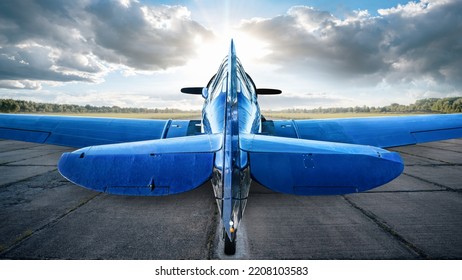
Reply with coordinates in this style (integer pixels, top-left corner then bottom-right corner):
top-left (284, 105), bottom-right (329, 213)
top-left (256, 88), bottom-right (282, 95)
top-left (241, 134), bottom-right (404, 195)
top-left (181, 87), bottom-right (203, 95)
top-left (58, 134), bottom-right (221, 196)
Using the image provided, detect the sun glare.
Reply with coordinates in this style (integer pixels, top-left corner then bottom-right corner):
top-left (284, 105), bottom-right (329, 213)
top-left (192, 31), bottom-right (270, 68)
top-left (232, 32), bottom-right (272, 62)
top-left (179, 29), bottom-right (275, 91)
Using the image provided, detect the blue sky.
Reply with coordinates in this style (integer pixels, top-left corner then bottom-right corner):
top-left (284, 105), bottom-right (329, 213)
top-left (1, 0), bottom-right (461, 109)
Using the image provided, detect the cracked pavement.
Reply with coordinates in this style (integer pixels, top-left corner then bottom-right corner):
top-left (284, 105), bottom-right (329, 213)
top-left (0, 138), bottom-right (461, 259)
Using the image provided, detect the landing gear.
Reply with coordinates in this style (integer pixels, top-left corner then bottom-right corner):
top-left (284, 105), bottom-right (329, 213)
top-left (224, 231), bottom-right (236, 255)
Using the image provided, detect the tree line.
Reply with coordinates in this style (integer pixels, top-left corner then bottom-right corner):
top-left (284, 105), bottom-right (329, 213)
top-left (277, 97), bottom-right (462, 114)
top-left (1, 97), bottom-right (462, 114)
top-left (0, 99), bottom-right (185, 114)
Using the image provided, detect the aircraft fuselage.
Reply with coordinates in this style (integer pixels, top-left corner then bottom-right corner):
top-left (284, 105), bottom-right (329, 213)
top-left (202, 41), bottom-right (260, 251)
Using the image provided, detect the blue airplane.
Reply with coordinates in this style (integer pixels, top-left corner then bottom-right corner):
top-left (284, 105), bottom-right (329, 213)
top-left (1, 41), bottom-right (462, 255)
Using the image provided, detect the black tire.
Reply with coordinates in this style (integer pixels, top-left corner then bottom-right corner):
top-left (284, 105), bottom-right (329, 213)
top-left (224, 233), bottom-right (236, 255)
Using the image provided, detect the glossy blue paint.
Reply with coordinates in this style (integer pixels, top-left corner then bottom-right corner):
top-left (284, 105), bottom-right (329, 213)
top-left (1, 41), bottom-right (462, 254)
top-left (289, 115), bottom-right (462, 148)
top-left (241, 134), bottom-right (403, 195)
top-left (0, 114), bottom-right (170, 147)
top-left (208, 41), bottom-right (253, 242)
top-left (58, 134), bottom-right (221, 196)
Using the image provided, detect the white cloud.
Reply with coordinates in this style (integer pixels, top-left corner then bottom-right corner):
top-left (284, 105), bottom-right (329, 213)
top-left (0, 0), bottom-right (214, 89)
top-left (239, 0), bottom-right (462, 90)
top-left (1, 0), bottom-right (461, 109)
top-left (0, 80), bottom-right (41, 90)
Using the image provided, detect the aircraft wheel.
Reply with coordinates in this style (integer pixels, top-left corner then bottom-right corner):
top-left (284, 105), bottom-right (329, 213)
top-left (224, 233), bottom-right (236, 255)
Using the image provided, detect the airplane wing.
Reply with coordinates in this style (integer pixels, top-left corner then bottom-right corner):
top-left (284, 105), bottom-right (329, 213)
top-left (262, 114), bottom-right (462, 148)
top-left (0, 113), bottom-right (201, 148)
top-left (0, 113), bottom-right (217, 196)
top-left (253, 113), bottom-right (462, 195)
top-left (59, 134), bottom-right (221, 196)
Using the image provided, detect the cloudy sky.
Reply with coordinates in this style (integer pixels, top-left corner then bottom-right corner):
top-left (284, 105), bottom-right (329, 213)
top-left (1, 0), bottom-right (461, 110)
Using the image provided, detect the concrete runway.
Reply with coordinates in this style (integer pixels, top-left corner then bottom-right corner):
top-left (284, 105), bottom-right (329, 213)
top-left (0, 138), bottom-right (461, 259)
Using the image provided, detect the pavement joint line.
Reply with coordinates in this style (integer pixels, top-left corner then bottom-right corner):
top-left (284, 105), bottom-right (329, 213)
top-left (342, 195), bottom-right (430, 259)
top-left (0, 168), bottom-right (59, 189)
top-left (403, 172), bottom-right (461, 193)
top-left (1, 150), bottom-right (65, 165)
top-left (0, 192), bottom-right (101, 258)
top-left (395, 150), bottom-right (452, 164)
top-left (406, 163), bottom-right (462, 167)
top-left (366, 189), bottom-right (447, 194)
top-left (0, 143), bottom-right (44, 152)
top-left (416, 144), bottom-right (462, 154)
